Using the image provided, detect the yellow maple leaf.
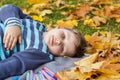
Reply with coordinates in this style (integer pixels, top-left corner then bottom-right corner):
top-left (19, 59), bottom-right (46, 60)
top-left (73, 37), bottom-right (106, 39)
top-left (84, 19), bottom-right (96, 27)
top-left (75, 52), bottom-right (98, 67)
top-left (56, 20), bottom-right (78, 28)
top-left (84, 32), bottom-right (102, 46)
top-left (32, 15), bottom-right (43, 22)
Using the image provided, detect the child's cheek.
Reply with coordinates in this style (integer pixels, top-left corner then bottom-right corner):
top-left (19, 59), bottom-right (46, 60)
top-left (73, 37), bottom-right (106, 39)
top-left (55, 47), bottom-right (61, 54)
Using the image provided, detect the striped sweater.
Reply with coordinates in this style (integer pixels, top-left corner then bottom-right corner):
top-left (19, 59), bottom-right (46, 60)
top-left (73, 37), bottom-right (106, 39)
top-left (0, 4), bottom-right (54, 79)
top-left (0, 17), bottom-right (53, 60)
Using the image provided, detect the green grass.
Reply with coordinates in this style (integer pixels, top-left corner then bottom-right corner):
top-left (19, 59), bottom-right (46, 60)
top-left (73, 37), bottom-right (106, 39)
top-left (0, 0), bottom-right (120, 35)
top-left (0, 0), bottom-right (29, 8)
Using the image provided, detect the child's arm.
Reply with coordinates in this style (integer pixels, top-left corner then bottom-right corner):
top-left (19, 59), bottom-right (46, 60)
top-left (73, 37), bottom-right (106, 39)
top-left (0, 4), bottom-right (32, 22)
top-left (0, 48), bottom-right (53, 79)
top-left (0, 4), bottom-right (32, 50)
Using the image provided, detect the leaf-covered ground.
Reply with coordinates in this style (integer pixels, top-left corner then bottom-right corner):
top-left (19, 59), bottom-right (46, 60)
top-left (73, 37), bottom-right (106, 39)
top-left (1, 0), bottom-right (120, 80)
top-left (57, 31), bottom-right (120, 80)
top-left (1, 0), bottom-right (120, 35)
top-left (23, 0), bottom-right (120, 35)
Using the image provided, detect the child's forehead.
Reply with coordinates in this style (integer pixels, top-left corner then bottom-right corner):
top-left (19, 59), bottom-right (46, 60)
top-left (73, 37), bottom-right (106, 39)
top-left (61, 28), bottom-right (75, 34)
top-left (63, 31), bottom-right (78, 56)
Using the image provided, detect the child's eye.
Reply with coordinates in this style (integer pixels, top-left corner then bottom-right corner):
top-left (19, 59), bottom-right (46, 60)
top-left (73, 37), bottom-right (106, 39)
top-left (62, 35), bottom-right (65, 40)
top-left (61, 45), bottom-right (64, 52)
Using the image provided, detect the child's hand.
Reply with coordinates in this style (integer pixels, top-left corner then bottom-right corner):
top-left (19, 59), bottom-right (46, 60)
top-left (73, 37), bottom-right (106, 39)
top-left (3, 26), bottom-right (22, 50)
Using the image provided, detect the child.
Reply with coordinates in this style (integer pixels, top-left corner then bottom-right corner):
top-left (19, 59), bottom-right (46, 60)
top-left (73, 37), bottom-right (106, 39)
top-left (0, 4), bottom-right (87, 79)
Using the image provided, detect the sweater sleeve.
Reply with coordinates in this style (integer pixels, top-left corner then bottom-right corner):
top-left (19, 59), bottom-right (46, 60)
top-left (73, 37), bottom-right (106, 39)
top-left (0, 48), bottom-right (53, 79)
top-left (0, 4), bottom-right (32, 27)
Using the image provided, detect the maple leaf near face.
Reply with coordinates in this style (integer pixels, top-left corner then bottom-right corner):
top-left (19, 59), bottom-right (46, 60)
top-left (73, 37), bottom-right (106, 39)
top-left (75, 52), bottom-right (98, 67)
top-left (85, 32), bottom-right (102, 46)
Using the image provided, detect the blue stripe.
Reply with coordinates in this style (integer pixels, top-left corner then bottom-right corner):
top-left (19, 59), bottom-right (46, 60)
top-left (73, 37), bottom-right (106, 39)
top-left (42, 25), bottom-right (47, 32)
top-left (22, 19), bottom-right (27, 49)
top-left (29, 20), bottom-right (35, 47)
top-left (26, 19), bottom-right (31, 48)
top-left (19, 20), bottom-right (25, 51)
top-left (38, 31), bottom-right (43, 50)
top-left (42, 40), bottom-right (47, 53)
top-left (33, 21), bottom-right (39, 49)
top-left (43, 69), bottom-right (57, 80)
top-left (0, 36), bottom-right (5, 60)
top-left (0, 24), bottom-right (12, 59)
top-left (39, 23), bottom-right (43, 31)
top-left (0, 24), bottom-right (6, 60)
top-left (36, 22), bottom-right (40, 30)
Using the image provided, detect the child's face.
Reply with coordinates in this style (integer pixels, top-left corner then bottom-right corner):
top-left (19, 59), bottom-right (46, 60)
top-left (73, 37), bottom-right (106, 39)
top-left (43, 28), bottom-right (78, 57)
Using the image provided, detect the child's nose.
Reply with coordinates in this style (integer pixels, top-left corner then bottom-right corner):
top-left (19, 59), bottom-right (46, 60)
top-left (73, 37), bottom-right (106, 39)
top-left (55, 39), bottom-right (61, 45)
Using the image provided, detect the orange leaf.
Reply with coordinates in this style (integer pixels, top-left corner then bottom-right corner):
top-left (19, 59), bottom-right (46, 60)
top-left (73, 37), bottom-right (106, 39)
top-left (72, 4), bottom-right (91, 18)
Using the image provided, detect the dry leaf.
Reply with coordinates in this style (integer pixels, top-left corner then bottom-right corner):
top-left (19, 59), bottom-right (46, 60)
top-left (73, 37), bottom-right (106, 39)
top-left (40, 10), bottom-right (53, 16)
top-left (75, 52), bottom-right (98, 67)
top-left (72, 4), bottom-right (91, 19)
top-left (53, 0), bottom-right (65, 7)
top-left (56, 20), bottom-right (78, 28)
top-left (92, 16), bottom-right (107, 26)
top-left (84, 19), bottom-right (96, 27)
top-left (32, 15), bottom-right (43, 21)
top-left (27, 0), bottom-right (48, 5)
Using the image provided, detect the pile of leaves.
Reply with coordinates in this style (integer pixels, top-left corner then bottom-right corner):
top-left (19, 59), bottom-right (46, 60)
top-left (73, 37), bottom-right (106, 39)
top-left (57, 31), bottom-right (120, 80)
top-left (23, 0), bottom-right (120, 34)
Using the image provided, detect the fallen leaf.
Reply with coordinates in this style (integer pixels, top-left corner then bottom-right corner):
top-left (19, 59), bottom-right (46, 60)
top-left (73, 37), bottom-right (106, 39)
top-left (72, 4), bottom-right (91, 19)
top-left (27, 0), bottom-right (48, 5)
top-left (56, 19), bottom-right (78, 28)
top-left (32, 15), bottom-right (43, 21)
top-left (40, 10), bottom-right (53, 16)
top-left (92, 16), bottom-right (107, 26)
top-left (75, 52), bottom-right (98, 67)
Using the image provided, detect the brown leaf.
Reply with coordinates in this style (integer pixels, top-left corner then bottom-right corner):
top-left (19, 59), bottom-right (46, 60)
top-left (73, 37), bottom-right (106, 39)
top-left (72, 4), bottom-right (91, 18)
